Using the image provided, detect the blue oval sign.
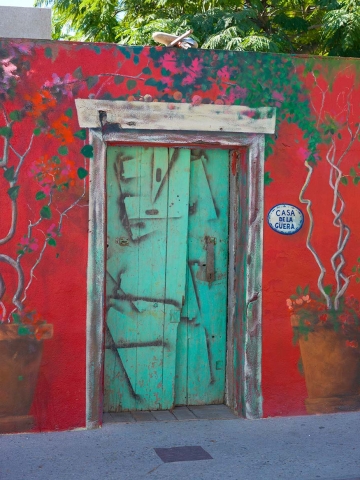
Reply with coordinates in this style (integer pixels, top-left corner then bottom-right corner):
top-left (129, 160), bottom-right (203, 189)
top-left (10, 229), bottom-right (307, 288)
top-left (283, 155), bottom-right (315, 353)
top-left (267, 204), bottom-right (304, 235)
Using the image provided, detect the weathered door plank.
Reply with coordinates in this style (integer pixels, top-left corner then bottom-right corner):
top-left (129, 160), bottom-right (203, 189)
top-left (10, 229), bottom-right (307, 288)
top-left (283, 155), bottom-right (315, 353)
top-left (176, 149), bottom-right (229, 406)
top-left (105, 146), bottom-right (190, 411)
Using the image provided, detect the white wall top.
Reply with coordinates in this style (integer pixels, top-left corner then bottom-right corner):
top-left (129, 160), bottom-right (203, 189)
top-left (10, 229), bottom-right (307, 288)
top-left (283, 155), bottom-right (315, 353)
top-left (75, 100), bottom-right (276, 134)
top-left (0, 7), bottom-right (51, 40)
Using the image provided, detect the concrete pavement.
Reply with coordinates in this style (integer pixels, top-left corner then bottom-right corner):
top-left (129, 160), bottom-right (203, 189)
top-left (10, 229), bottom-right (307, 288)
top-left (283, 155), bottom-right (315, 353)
top-left (1, 410), bottom-right (360, 480)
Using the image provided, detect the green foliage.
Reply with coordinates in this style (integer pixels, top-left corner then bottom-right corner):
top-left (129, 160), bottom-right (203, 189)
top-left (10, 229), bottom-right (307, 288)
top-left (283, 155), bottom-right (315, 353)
top-left (58, 145), bottom-right (68, 155)
top-left (35, 0), bottom-right (360, 56)
top-left (9, 110), bottom-right (22, 122)
top-left (77, 167), bottom-right (89, 179)
top-left (81, 145), bottom-right (94, 158)
top-left (4, 166), bottom-right (15, 182)
top-left (40, 205), bottom-right (52, 219)
top-left (74, 129), bottom-right (87, 140)
top-left (7, 185), bottom-right (19, 200)
top-left (0, 126), bottom-right (12, 138)
top-left (264, 171), bottom-right (273, 186)
top-left (35, 191), bottom-right (47, 200)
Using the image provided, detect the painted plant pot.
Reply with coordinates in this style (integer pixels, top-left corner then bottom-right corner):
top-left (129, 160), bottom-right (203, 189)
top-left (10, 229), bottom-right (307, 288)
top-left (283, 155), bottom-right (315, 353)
top-left (0, 324), bottom-right (53, 433)
top-left (291, 315), bottom-right (360, 414)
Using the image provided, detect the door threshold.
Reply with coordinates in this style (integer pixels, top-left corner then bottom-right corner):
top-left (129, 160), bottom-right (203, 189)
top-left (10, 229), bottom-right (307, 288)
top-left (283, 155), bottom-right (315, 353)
top-left (103, 404), bottom-right (239, 424)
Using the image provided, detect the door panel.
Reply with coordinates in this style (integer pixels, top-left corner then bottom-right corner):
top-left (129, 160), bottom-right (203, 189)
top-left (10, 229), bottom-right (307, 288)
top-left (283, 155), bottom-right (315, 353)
top-left (175, 149), bottom-right (229, 405)
top-left (105, 146), bottom-right (190, 411)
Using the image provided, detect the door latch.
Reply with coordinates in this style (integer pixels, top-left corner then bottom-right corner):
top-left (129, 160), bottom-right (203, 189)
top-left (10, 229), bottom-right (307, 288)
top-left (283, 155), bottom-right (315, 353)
top-left (205, 236), bottom-right (216, 283)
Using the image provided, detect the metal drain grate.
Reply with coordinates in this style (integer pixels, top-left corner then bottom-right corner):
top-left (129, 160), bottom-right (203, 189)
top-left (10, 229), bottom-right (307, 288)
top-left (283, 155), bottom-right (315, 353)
top-left (154, 446), bottom-right (213, 463)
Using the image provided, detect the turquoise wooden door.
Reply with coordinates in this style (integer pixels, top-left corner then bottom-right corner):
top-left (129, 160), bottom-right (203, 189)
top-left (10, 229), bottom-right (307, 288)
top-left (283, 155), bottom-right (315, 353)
top-left (175, 149), bottom-right (229, 405)
top-left (105, 146), bottom-right (229, 411)
top-left (105, 146), bottom-right (190, 411)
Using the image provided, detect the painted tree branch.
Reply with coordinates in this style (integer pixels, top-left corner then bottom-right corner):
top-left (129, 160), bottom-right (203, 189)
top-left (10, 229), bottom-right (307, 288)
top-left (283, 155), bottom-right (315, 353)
top-left (0, 197), bottom-right (17, 246)
top-left (21, 238), bottom-right (48, 305)
top-left (0, 272), bottom-right (5, 301)
top-left (0, 254), bottom-right (24, 310)
top-left (299, 160), bottom-right (331, 308)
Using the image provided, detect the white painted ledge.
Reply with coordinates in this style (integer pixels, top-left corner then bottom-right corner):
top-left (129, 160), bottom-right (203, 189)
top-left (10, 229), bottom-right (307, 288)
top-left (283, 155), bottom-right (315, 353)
top-left (75, 100), bottom-right (276, 134)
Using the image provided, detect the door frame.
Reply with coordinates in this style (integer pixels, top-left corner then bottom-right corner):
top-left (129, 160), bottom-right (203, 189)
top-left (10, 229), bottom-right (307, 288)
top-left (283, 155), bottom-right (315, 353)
top-left (75, 100), bottom-right (276, 428)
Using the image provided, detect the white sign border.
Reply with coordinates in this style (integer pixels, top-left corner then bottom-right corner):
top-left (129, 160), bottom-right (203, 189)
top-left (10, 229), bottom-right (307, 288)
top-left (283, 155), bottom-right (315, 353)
top-left (267, 203), bottom-right (304, 236)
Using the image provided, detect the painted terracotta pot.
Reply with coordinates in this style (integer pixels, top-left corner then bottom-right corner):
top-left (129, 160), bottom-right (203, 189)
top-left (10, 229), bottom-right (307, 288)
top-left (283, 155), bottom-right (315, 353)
top-left (0, 324), bottom-right (53, 433)
top-left (291, 315), bottom-right (360, 414)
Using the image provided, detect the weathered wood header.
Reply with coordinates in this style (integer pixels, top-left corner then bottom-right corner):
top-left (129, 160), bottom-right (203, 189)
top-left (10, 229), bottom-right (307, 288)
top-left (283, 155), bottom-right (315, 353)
top-left (75, 100), bottom-right (276, 134)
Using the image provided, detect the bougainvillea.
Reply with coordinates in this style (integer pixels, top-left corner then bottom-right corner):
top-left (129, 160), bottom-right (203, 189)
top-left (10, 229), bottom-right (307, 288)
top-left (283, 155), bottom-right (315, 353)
top-left (0, 38), bottom-right (359, 429)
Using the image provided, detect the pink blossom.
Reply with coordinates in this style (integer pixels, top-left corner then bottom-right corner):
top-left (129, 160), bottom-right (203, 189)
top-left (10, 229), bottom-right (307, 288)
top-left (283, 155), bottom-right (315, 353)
top-left (47, 223), bottom-right (57, 238)
top-left (298, 147), bottom-right (309, 161)
top-left (182, 58), bottom-right (203, 86)
top-left (20, 236), bottom-right (39, 251)
top-left (160, 76), bottom-right (173, 87)
top-left (160, 51), bottom-right (179, 75)
top-left (244, 110), bottom-right (256, 118)
top-left (217, 66), bottom-right (230, 81)
top-left (1, 59), bottom-right (18, 77)
top-left (29, 239), bottom-right (39, 251)
top-left (11, 43), bottom-right (32, 55)
top-left (40, 184), bottom-right (52, 195)
top-left (224, 86), bottom-right (247, 104)
top-left (20, 236), bottom-right (30, 246)
top-left (43, 73), bottom-right (76, 98)
top-left (272, 91), bottom-right (285, 102)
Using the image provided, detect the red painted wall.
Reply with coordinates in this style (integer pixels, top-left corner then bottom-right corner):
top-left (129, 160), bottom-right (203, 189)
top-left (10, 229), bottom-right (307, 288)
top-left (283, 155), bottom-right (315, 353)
top-left (0, 39), bottom-right (359, 432)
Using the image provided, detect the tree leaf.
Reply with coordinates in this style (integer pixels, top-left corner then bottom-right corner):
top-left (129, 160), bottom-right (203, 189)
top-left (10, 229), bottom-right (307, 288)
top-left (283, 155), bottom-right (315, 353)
top-left (36, 191), bottom-right (47, 200)
top-left (58, 145), bottom-right (68, 156)
top-left (40, 205), bottom-right (52, 219)
top-left (81, 145), bottom-right (93, 158)
top-left (77, 167), bottom-right (88, 179)
top-left (296, 285), bottom-right (302, 296)
top-left (324, 284), bottom-right (332, 295)
top-left (33, 128), bottom-right (42, 136)
top-left (350, 167), bottom-right (356, 177)
top-left (7, 185), bottom-right (19, 200)
top-left (18, 325), bottom-right (31, 336)
top-left (86, 76), bottom-right (99, 89)
top-left (354, 176), bottom-right (360, 185)
top-left (303, 285), bottom-right (309, 295)
top-left (0, 126), bottom-right (12, 138)
top-left (44, 47), bottom-right (53, 58)
top-left (264, 171), bottom-right (273, 186)
top-left (65, 108), bottom-right (73, 118)
top-left (47, 238), bottom-right (57, 247)
top-left (340, 176), bottom-right (348, 185)
top-left (74, 129), bottom-right (87, 140)
top-left (73, 66), bottom-right (83, 79)
top-left (114, 75), bottom-right (124, 85)
top-left (4, 166), bottom-right (14, 182)
top-left (9, 110), bottom-right (22, 121)
top-left (126, 79), bottom-right (137, 90)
